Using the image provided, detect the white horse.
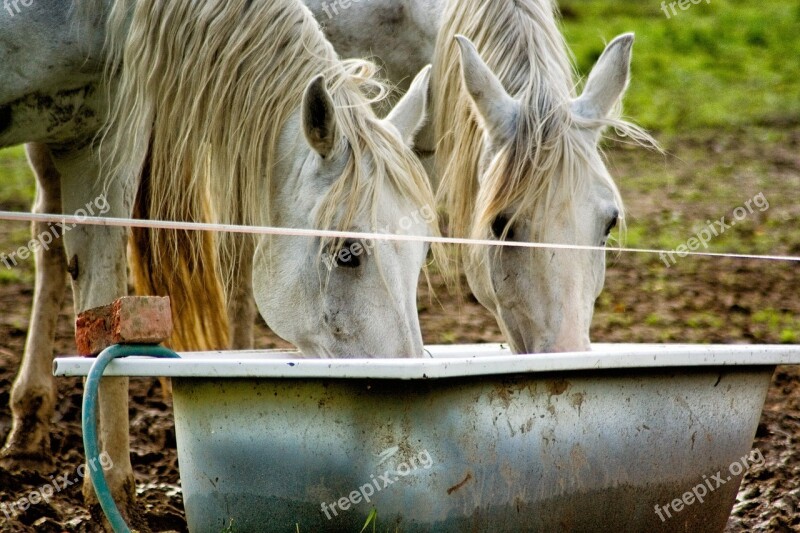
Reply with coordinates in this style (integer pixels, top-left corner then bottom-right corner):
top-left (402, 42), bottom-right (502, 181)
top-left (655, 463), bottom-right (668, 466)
top-left (305, 0), bottom-right (655, 353)
top-left (311, 0), bottom-right (653, 353)
top-left (106, 0), bottom-right (437, 358)
top-left (430, 0), bottom-right (654, 353)
top-left (1, 0), bottom-right (436, 525)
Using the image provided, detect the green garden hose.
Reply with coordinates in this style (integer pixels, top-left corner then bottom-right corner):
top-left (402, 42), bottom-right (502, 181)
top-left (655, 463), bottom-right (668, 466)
top-left (82, 344), bottom-right (181, 533)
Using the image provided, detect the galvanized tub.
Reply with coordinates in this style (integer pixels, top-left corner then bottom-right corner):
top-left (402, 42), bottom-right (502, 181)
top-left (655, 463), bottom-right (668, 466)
top-left (54, 344), bottom-right (800, 532)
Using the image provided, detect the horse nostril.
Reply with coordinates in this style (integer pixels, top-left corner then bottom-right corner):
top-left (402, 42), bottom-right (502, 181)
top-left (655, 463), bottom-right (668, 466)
top-left (0, 106), bottom-right (11, 134)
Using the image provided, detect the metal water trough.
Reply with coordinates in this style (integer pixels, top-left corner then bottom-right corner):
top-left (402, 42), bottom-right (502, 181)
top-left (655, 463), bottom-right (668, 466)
top-left (54, 343), bottom-right (800, 532)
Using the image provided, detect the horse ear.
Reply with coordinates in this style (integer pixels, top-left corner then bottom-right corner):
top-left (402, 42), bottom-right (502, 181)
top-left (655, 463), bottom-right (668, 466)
top-left (302, 75), bottom-right (338, 158)
top-left (385, 65), bottom-right (431, 146)
top-left (455, 35), bottom-right (519, 145)
top-left (573, 33), bottom-right (634, 120)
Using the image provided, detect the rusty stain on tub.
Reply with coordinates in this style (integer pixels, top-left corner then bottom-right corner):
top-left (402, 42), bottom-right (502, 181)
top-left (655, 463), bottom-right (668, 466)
top-left (547, 379), bottom-right (570, 397)
top-left (570, 443), bottom-right (588, 471)
top-left (570, 392), bottom-right (585, 415)
top-left (489, 382), bottom-right (516, 409)
top-left (447, 471), bottom-right (473, 495)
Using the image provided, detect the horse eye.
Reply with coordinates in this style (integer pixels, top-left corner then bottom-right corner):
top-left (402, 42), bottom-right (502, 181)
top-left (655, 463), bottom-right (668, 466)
top-left (491, 216), bottom-right (515, 240)
top-left (335, 239), bottom-right (362, 268)
top-left (602, 216), bottom-right (619, 245)
top-left (604, 217), bottom-right (618, 236)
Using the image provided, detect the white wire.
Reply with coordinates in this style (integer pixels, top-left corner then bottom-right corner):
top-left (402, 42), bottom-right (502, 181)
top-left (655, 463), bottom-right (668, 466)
top-left (0, 210), bottom-right (798, 263)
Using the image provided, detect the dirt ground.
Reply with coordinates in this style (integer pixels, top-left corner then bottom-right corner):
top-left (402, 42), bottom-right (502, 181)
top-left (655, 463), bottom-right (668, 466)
top-left (0, 263), bottom-right (798, 531)
top-left (0, 133), bottom-right (799, 531)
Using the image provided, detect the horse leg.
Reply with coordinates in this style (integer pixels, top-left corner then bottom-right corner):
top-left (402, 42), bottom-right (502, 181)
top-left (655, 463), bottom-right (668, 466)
top-left (0, 143), bottom-right (68, 470)
top-left (52, 144), bottom-right (147, 530)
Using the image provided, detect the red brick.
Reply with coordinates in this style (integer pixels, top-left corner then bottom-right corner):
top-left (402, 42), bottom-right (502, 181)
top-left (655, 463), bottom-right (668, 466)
top-left (75, 296), bottom-right (173, 356)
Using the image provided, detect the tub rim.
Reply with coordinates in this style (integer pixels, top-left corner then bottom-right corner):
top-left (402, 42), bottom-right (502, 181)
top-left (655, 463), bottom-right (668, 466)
top-left (53, 343), bottom-right (800, 380)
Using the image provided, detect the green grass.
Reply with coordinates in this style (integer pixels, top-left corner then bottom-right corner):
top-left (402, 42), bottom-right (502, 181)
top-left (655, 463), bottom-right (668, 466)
top-left (0, 268), bottom-right (23, 284)
top-left (751, 309), bottom-right (800, 344)
top-left (0, 146), bottom-right (34, 210)
top-left (561, 0), bottom-right (800, 133)
top-left (0, 146), bottom-right (35, 281)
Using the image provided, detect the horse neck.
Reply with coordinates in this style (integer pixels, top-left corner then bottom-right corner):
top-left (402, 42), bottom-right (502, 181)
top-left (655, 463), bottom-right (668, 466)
top-left (261, 110), bottom-right (314, 229)
top-left (406, 0), bottom-right (446, 45)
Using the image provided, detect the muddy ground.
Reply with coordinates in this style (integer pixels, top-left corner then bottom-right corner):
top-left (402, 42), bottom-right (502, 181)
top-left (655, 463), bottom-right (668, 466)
top-left (0, 133), bottom-right (799, 531)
